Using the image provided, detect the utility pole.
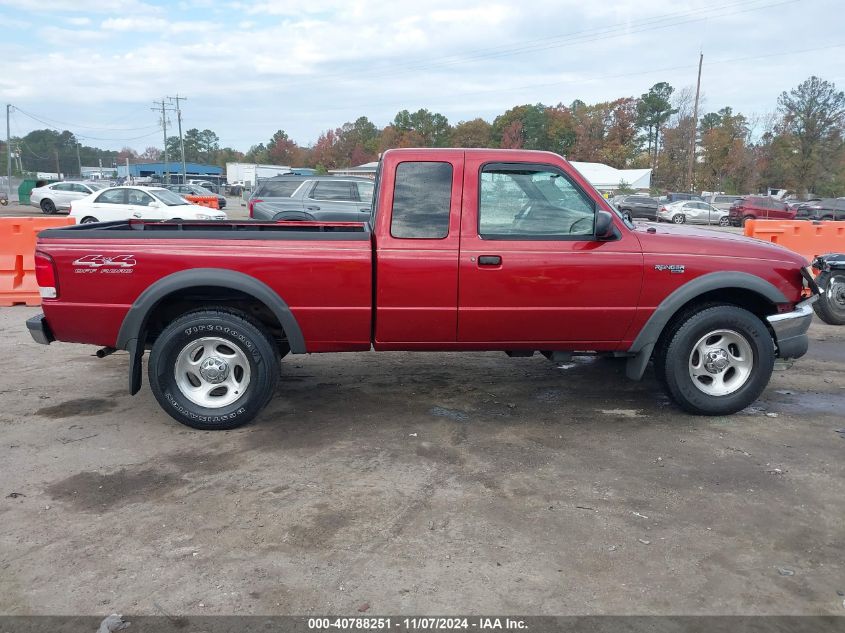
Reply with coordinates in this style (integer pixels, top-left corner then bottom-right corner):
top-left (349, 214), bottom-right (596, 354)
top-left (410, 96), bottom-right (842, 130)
top-left (6, 104), bottom-right (11, 193)
top-left (76, 142), bottom-right (82, 177)
top-left (687, 53), bottom-right (704, 193)
top-left (152, 99), bottom-right (172, 184)
top-left (168, 95), bottom-right (188, 184)
top-left (55, 148), bottom-right (61, 179)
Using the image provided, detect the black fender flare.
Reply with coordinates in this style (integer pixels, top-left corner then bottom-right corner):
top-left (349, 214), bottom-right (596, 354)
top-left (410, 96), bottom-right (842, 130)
top-left (117, 268), bottom-right (306, 394)
top-left (625, 271), bottom-right (788, 380)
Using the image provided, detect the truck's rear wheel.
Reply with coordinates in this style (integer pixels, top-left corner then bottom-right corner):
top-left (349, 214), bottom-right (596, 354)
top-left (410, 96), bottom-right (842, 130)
top-left (658, 305), bottom-right (774, 415)
top-left (148, 310), bottom-right (279, 430)
top-left (813, 271), bottom-right (845, 325)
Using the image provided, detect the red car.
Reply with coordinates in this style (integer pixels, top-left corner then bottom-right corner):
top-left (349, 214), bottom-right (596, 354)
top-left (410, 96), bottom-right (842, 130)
top-left (728, 196), bottom-right (796, 226)
top-left (28, 148), bottom-right (818, 429)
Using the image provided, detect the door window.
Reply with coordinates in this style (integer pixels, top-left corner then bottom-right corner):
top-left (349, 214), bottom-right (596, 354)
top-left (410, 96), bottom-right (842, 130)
top-left (479, 165), bottom-right (594, 238)
top-left (310, 181), bottom-right (356, 201)
top-left (72, 184), bottom-right (91, 194)
top-left (390, 162), bottom-right (452, 239)
top-left (127, 189), bottom-right (154, 206)
top-left (356, 181), bottom-right (375, 203)
top-left (53, 183), bottom-right (74, 192)
top-left (96, 189), bottom-right (126, 204)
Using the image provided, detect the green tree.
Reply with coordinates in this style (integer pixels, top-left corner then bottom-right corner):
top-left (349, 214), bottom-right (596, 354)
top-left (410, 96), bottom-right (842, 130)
top-left (777, 76), bottom-right (845, 194)
top-left (636, 82), bottom-right (676, 169)
top-left (450, 118), bottom-right (493, 147)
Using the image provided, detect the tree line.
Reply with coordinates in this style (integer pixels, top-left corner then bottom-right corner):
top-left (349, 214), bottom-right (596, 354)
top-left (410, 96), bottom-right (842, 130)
top-left (4, 75), bottom-right (843, 196)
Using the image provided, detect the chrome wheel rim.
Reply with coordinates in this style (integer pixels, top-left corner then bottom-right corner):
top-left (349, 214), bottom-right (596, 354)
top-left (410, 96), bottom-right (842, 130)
top-left (719, 217), bottom-right (730, 226)
top-left (688, 329), bottom-right (753, 397)
top-left (174, 336), bottom-right (251, 408)
top-left (828, 274), bottom-right (845, 310)
top-left (673, 214), bottom-right (684, 224)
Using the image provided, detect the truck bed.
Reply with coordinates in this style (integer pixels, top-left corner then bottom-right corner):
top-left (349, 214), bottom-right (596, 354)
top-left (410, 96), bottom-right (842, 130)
top-left (36, 220), bottom-right (374, 351)
top-left (38, 219), bottom-right (370, 240)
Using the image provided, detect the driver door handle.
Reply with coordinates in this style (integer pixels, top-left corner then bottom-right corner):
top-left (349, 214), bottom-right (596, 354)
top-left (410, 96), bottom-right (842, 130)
top-left (306, 205), bottom-right (320, 211)
top-left (478, 255), bottom-right (502, 266)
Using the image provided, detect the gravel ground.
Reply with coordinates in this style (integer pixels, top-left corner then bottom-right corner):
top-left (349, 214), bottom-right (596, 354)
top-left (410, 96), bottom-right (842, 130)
top-left (0, 305), bottom-right (843, 616)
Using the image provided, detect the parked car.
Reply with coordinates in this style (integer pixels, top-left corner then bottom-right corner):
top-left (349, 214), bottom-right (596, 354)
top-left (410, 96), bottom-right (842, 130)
top-left (728, 196), bottom-right (796, 226)
top-left (30, 181), bottom-right (108, 214)
top-left (250, 176), bottom-right (374, 221)
top-left (247, 175), bottom-right (310, 216)
top-left (29, 148), bottom-right (817, 429)
top-left (164, 184), bottom-right (226, 209)
top-left (703, 194), bottom-right (743, 211)
top-left (613, 195), bottom-right (659, 221)
top-left (797, 198), bottom-right (845, 221)
top-left (188, 179), bottom-right (217, 192)
top-left (658, 200), bottom-right (730, 226)
top-left (69, 186), bottom-right (227, 223)
top-left (661, 192), bottom-right (704, 203)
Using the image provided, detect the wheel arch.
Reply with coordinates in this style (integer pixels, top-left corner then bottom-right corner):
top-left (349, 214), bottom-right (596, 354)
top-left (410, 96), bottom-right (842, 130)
top-left (117, 268), bottom-right (306, 395)
top-left (625, 272), bottom-right (788, 380)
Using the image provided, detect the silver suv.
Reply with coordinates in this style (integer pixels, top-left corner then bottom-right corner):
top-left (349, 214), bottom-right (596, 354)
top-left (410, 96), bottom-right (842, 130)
top-left (249, 175), bottom-right (375, 222)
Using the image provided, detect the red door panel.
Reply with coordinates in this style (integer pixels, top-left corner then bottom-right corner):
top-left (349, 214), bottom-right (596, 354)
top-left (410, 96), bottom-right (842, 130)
top-left (373, 151), bottom-right (464, 347)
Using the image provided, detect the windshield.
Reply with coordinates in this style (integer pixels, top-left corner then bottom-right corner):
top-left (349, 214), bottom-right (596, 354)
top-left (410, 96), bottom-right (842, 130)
top-left (151, 189), bottom-right (190, 206)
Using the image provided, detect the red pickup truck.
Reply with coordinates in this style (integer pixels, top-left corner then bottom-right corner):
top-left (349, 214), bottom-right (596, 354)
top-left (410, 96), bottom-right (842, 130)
top-left (27, 148), bottom-right (818, 429)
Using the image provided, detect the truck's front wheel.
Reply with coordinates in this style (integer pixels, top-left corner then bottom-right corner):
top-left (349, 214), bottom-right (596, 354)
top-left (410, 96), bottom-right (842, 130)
top-left (658, 305), bottom-right (774, 415)
top-left (148, 310), bottom-right (280, 430)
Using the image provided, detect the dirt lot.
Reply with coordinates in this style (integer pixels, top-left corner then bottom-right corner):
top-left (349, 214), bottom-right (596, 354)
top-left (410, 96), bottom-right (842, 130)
top-left (0, 305), bottom-right (843, 616)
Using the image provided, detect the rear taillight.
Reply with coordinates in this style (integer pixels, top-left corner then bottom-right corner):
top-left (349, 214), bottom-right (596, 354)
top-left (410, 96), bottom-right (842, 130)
top-left (34, 250), bottom-right (58, 299)
top-left (660, 206), bottom-right (668, 212)
top-left (248, 198), bottom-right (263, 217)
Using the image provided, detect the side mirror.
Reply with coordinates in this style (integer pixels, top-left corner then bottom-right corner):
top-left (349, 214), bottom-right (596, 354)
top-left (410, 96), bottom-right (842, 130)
top-left (621, 211), bottom-right (632, 223)
top-left (595, 210), bottom-right (616, 240)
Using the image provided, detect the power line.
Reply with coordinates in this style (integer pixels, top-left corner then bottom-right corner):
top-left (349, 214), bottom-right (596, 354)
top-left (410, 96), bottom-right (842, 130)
top-left (299, 42), bottom-right (845, 114)
top-left (12, 107), bottom-right (160, 141)
top-left (11, 106), bottom-right (160, 132)
top-left (261, 0), bottom-right (798, 92)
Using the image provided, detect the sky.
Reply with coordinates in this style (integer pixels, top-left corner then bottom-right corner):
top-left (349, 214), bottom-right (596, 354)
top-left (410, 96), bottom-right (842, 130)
top-left (1, 0), bottom-right (843, 152)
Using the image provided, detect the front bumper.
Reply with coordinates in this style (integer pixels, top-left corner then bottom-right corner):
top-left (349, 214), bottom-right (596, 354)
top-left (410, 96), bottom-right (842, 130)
top-left (26, 313), bottom-right (54, 345)
top-left (766, 298), bottom-right (816, 359)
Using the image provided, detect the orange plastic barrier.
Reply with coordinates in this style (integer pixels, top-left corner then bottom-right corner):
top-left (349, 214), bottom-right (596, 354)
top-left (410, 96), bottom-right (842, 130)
top-left (184, 195), bottom-right (219, 209)
top-left (744, 219), bottom-right (845, 262)
top-left (0, 216), bottom-right (76, 307)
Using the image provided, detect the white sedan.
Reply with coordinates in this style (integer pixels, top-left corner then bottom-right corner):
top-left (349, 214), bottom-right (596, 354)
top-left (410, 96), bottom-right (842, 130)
top-left (30, 181), bottom-right (108, 214)
top-left (69, 186), bottom-right (227, 224)
top-left (658, 200), bottom-right (730, 226)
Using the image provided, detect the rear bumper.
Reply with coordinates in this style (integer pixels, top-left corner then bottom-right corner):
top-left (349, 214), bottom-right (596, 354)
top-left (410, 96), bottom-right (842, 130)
top-left (27, 313), bottom-right (55, 345)
top-left (766, 298), bottom-right (816, 360)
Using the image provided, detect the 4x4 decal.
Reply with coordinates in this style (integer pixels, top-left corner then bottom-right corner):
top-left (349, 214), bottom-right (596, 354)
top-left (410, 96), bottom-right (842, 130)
top-left (72, 254), bottom-right (137, 274)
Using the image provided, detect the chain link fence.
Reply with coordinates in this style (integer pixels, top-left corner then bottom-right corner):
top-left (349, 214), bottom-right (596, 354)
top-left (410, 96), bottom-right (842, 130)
top-left (0, 175), bottom-right (22, 203)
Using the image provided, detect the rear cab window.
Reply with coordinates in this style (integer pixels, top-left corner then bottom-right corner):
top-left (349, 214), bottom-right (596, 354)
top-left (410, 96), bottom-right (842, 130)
top-left (390, 162), bottom-right (453, 239)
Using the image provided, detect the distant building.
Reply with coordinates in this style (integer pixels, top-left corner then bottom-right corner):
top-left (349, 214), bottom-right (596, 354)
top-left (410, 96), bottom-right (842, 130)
top-left (568, 162), bottom-right (651, 192)
top-left (81, 166), bottom-right (117, 180)
top-left (329, 162), bottom-right (378, 178)
top-left (116, 161), bottom-right (222, 184)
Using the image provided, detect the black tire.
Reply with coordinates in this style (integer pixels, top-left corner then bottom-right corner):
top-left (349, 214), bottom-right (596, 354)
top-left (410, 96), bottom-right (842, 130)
top-left (148, 309), bottom-right (280, 430)
top-left (742, 215), bottom-right (755, 227)
top-left (80, 216), bottom-right (99, 224)
top-left (40, 199), bottom-right (57, 214)
top-left (672, 214), bottom-right (685, 224)
top-left (659, 305), bottom-right (775, 415)
top-left (813, 271), bottom-right (845, 325)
